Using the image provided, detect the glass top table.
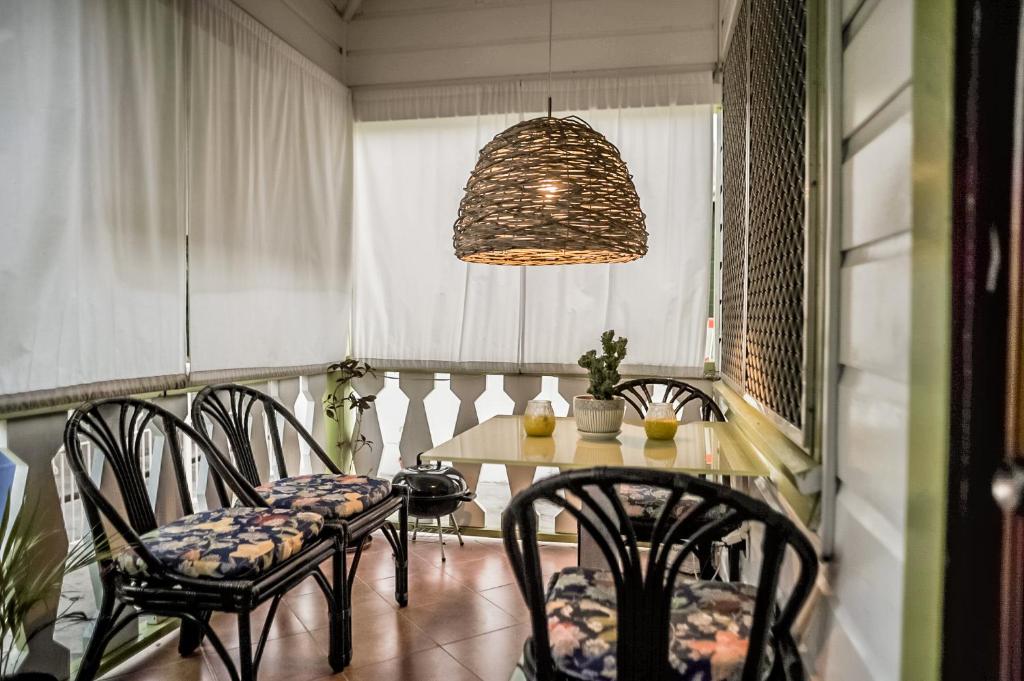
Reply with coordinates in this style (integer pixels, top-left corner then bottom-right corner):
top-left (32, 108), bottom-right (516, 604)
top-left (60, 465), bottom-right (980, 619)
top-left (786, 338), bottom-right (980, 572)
top-left (419, 415), bottom-right (766, 534)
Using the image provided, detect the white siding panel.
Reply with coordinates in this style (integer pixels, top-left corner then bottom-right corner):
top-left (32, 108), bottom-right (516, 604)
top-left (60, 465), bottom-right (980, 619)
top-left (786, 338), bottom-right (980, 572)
top-left (839, 249), bottom-right (911, 381)
top-left (842, 0), bottom-right (864, 24)
top-left (350, 0), bottom-right (717, 51)
top-left (832, 491), bottom-right (905, 680)
top-left (842, 0), bottom-right (913, 134)
top-left (826, 0), bottom-right (913, 678)
top-left (842, 111), bottom-right (913, 250)
top-left (837, 366), bottom-right (909, 528)
top-left (817, 615), bottom-right (879, 681)
top-left (347, 0), bottom-right (718, 86)
top-left (347, 32), bottom-right (717, 86)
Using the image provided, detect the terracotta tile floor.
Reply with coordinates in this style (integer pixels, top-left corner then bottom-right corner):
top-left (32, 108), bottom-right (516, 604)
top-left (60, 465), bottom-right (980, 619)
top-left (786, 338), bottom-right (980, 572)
top-left (101, 535), bottom-right (577, 681)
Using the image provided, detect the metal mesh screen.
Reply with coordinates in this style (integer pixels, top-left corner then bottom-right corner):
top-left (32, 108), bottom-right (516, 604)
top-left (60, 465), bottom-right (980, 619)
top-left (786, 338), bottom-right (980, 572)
top-left (720, 0), bottom-right (748, 386)
top-left (745, 0), bottom-right (807, 427)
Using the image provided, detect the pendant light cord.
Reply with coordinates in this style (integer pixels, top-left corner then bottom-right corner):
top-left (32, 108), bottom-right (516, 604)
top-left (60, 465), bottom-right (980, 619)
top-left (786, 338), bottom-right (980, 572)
top-left (547, 0), bottom-right (553, 117)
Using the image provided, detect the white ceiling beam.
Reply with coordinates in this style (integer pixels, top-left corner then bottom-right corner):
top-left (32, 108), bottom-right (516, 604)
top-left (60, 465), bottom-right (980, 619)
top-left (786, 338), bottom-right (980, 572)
top-left (343, 0), bottom-right (365, 22)
top-left (233, 0), bottom-right (347, 82)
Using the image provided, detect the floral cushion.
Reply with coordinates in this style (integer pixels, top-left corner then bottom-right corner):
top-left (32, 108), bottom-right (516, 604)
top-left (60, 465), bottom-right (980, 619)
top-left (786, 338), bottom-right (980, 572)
top-left (254, 474), bottom-right (392, 520)
top-left (616, 483), bottom-right (699, 522)
top-left (545, 567), bottom-right (770, 680)
top-left (116, 507), bottom-right (324, 580)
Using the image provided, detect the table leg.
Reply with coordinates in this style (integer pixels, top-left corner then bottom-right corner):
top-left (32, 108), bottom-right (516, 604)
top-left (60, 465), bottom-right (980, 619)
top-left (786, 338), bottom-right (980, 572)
top-left (554, 467), bottom-right (579, 534)
top-left (576, 482), bottom-right (613, 570)
top-left (451, 462), bottom-right (486, 528)
top-left (505, 465), bottom-right (538, 511)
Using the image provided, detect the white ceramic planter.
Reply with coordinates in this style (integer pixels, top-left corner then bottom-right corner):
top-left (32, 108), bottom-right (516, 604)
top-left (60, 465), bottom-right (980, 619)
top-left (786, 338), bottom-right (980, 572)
top-left (573, 395), bottom-right (625, 434)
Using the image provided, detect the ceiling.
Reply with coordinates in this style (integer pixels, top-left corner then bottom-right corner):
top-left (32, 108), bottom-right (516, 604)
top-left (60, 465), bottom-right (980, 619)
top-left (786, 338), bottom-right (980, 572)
top-left (236, 0), bottom-right (728, 88)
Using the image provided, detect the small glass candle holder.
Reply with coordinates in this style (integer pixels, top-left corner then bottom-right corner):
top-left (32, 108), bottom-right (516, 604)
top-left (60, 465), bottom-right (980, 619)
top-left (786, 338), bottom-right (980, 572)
top-left (644, 403), bottom-right (679, 440)
top-left (523, 399), bottom-right (556, 436)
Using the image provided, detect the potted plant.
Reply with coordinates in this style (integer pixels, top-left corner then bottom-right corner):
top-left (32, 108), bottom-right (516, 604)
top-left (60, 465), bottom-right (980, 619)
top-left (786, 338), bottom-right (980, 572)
top-left (574, 330), bottom-right (628, 439)
top-left (323, 359), bottom-right (378, 471)
top-left (0, 500), bottom-right (94, 681)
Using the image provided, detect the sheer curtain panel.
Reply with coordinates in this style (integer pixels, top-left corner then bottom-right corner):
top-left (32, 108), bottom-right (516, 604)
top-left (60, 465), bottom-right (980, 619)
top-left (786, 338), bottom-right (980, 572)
top-left (523, 104), bottom-right (714, 374)
top-left (352, 114), bottom-right (523, 371)
top-left (187, 0), bottom-right (353, 372)
top-left (0, 0), bottom-right (187, 396)
top-left (0, 0), bottom-right (355, 404)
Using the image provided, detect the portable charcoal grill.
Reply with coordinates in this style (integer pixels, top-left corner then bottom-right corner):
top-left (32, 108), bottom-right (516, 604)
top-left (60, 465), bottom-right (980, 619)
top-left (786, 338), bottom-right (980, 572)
top-left (392, 459), bottom-right (475, 561)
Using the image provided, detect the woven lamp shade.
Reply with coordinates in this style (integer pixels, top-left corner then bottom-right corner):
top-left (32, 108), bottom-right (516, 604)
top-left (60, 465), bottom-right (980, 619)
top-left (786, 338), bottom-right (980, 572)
top-left (453, 115), bottom-right (648, 265)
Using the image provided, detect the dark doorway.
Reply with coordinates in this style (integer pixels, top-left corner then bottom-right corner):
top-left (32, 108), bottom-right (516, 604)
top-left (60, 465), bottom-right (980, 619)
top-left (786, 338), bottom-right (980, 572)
top-left (946, 2), bottom-right (1022, 680)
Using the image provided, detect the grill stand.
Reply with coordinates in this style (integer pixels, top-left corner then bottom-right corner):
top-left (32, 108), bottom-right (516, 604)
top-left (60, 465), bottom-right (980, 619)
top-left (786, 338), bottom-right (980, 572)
top-left (411, 514), bottom-right (466, 561)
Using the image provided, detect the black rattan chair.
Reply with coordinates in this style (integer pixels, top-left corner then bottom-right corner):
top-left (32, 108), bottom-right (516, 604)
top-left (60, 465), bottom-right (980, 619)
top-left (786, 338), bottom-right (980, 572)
top-left (66, 398), bottom-right (346, 681)
top-left (612, 378), bottom-right (733, 577)
top-left (503, 468), bottom-right (817, 681)
top-left (191, 383), bottom-right (409, 665)
top-left (613, 377), bottom-right (725, 422)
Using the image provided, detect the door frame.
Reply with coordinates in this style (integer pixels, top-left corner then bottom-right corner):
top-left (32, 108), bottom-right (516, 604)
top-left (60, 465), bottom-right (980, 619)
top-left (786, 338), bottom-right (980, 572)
top-left (939, 2), bottom-right (1022, 680)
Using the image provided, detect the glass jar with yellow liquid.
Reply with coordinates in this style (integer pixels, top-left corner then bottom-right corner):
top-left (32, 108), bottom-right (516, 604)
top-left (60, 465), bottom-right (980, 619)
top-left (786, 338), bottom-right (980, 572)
top-left (644, 402), bottom-right (679, 440)
top-left (523, 399), bottom-right (556, 436)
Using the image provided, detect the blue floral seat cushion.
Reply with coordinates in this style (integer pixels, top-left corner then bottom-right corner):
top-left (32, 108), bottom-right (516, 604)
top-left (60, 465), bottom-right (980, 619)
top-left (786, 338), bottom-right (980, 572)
top-left (616, 483), bottom-right (700, 522)
top-left (545, 567), bottom-right (770, 680)
top-left (254, 474), bottom-right (392, 520)
top-left (116, 507), bottom-right (324, 580)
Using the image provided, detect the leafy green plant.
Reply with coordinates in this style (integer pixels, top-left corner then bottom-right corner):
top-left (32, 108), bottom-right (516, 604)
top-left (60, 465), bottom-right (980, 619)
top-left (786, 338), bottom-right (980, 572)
top-left (0, 500), bottom-right (94, 676)
top-left (323, 359), bottom-right (377, 461)
top-left (577, 330), bottom-right (628, 400)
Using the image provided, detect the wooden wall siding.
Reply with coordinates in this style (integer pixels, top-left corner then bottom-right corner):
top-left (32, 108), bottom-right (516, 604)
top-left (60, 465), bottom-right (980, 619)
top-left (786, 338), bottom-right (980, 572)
top-left (231, 0), bottom-right (347, 83)
top-left (344, 0), bottom-right (719, 86)
top-left (823, 0), bottom-right (914, 678)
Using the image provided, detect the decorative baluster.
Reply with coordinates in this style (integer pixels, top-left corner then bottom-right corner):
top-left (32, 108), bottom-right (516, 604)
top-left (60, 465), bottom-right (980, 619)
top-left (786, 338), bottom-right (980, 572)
top-left (557, 375), bottom-right (590, 415)
top-left (474, 374), bottom-right (514, 422)
top-left (500, 374), bottom-right (544, 524)
top-left (151, 395), bottom-right (190, 524)
top-left (399, 373), bottom-right (433, 469)
top-left (452, 374), bottom-right (486, 437)
top-left (502, 374), bottom-right (543, 415)
top-left (294, 376), bottom-right (315, 475)
top-left (264, 380), bottom-right (285, 480)
top-left (144, 428), bottom-right (165, 514)
top-left (423, 374), bottom-right (459, 445)
top-left (306, 374), bottom-right (329, 474)
top-left (450, 374), bottom-right (486, 528)
top-left (184, 392), bottom-right (212, 511)
top-left (374, 373), bottom-right (409, 478)
top-left (351, 372), bottom-right (385, 477)
top-left (535, 375), bottom-right (570, 415)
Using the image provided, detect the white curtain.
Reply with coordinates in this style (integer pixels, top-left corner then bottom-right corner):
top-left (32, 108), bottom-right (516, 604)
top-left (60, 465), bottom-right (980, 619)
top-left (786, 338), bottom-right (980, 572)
top-left (523, 104), bottom-right (713, 374)
top-left (187, 0), bottom-right (353, 372)
top-left (0, 0), bottom-right (354, 401)
top-left (351, 74), bottom-right (714, 374)
top-left (353, 71), bottom-right (715, 122)
top-left (353, 113), bottom-right (523, 371)
top-left (0, 0), bottom-right (187, 395)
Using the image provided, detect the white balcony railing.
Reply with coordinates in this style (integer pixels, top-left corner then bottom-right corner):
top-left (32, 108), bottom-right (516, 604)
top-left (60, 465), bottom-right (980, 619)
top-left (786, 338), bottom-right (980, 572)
top-left (3, 368), bottom-right (693, 678)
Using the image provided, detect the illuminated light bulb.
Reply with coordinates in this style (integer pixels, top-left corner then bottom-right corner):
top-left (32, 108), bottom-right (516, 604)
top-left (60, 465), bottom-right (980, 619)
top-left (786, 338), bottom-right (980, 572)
top-left (539, 180), bottom-right (560, 194)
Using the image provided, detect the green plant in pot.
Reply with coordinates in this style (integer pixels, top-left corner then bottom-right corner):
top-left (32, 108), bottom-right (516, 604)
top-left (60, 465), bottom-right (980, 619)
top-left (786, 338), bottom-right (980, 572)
top-left (574, 330), bottom-right (628, 439)
top-left (323, 359), bottom-right (377, 472)
top-left (0, 500), bottom-right (94, 681)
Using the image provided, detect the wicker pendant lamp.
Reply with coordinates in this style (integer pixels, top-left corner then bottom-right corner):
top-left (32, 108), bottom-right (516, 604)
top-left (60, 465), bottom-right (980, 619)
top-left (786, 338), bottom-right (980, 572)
top-left (452, 2), bottom-right (647, 266)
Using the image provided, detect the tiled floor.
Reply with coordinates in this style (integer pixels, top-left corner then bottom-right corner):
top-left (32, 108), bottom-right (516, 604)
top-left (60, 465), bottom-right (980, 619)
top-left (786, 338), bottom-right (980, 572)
top-left (100, 535), bottom-right (577, 681)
